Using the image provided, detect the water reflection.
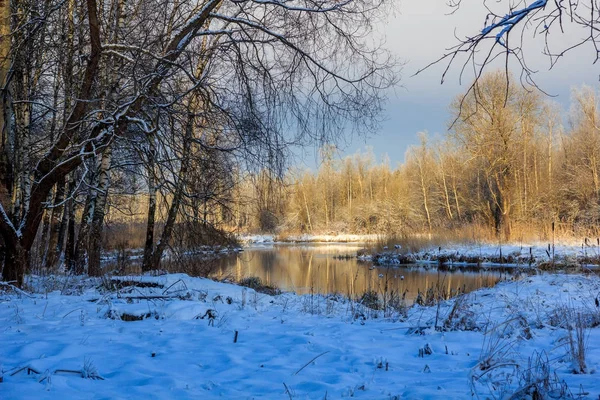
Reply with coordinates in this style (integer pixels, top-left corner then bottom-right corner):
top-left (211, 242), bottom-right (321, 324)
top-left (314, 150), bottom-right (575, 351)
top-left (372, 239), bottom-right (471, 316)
top-left (212, 243), bottom-right (506, 302)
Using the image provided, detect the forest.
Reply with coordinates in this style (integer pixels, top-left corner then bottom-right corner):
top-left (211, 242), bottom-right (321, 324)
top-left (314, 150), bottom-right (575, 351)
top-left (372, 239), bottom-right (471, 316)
top-left (235, 73), bottom-right (600, 242)
top-left (0, 0), bottom-right (396, 286)
top-left (12, 65), bottom-right (600, 281)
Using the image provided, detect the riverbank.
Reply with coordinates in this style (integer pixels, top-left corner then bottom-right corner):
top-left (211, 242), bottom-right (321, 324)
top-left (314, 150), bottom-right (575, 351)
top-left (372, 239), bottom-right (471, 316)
top-left (239, 234), bottom-right (600, 270)
top-left (362, 241), bottom-right (600, 270)
top-left (1, 271), bottom-right (600, 399)
top-left (238, 233), bottom-right (380, 244)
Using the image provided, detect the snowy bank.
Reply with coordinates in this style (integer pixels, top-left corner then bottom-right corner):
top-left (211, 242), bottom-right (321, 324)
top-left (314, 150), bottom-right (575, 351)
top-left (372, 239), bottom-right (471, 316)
top-left (237, 234), bottom-right (276, 244)
top-left (238, 233), bottom-right (379, 244)
top-left (1, 272), bottom-right (600, 399)
top-left (365, 241), bottom-right (600, 269)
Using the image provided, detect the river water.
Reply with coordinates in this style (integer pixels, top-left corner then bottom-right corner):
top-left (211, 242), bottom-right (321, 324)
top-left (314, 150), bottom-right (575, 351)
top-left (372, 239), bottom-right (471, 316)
top-left (211, 243), bottom-right (507, 302)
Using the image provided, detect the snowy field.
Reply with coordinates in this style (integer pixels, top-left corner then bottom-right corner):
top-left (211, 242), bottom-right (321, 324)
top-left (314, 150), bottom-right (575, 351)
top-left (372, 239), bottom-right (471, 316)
top-left (2, 270), bottom-right (600, 399)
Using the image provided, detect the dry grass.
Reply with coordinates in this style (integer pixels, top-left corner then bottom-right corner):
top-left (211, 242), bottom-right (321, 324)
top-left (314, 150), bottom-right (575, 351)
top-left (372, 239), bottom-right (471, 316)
top-left (566, 312), bottom-right (589, 374)
top-left (238, 276), bottom-right (281, 296)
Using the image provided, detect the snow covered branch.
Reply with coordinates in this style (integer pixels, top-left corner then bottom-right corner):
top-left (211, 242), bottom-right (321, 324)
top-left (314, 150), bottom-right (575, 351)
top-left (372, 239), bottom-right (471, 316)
top-left (418, 0), bottom-right (599, 98)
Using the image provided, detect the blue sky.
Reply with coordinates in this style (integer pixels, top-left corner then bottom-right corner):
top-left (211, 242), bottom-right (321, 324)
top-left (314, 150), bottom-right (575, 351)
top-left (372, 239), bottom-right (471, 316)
top-left (296, 0), bottom-right (600, 170)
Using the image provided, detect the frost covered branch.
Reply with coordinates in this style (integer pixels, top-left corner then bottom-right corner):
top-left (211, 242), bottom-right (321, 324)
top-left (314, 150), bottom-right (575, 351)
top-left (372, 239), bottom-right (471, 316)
top-left (418, 0), bottom-right (599, 96)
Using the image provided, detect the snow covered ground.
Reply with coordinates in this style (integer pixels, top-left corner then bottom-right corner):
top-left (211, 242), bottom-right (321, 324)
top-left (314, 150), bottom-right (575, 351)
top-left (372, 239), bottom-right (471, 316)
top-left (2, 271), bottom-right (600, 399)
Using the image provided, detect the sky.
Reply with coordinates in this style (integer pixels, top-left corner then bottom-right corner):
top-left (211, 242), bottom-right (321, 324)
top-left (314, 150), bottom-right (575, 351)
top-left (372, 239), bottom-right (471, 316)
top-left (297, 0), bottom-right (599, 170)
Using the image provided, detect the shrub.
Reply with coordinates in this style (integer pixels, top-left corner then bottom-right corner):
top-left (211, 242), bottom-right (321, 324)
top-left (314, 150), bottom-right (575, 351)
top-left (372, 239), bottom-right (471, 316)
top-left (238, 276), bottom-right (281, 296)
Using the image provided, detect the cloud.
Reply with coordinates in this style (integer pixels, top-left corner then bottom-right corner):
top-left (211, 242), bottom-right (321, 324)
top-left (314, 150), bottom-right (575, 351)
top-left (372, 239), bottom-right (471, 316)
top-left (302, 1), bottom-right (599, 169)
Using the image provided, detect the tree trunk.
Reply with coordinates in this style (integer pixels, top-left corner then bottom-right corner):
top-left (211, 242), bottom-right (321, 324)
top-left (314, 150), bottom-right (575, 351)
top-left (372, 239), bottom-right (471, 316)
top-left (301, 182), bottom-right (313, 232)
top-left (64, 176), bottom-right (76, 271)
top-left (74, 203), bottom-right (92, 274)
top-left (73, 171), bottom-right (97, 275)
top-left (142, 148), bottom-right (157, 272)
top-left (420, 175), bottom-right (432, 234)
top-left (38, 192), bottom-right (53, 262)
top-left (38, 28), bottom-right (63, 261)
top-left (452, 178), bottom-right (461, 220)
top-left (85, 0), bottom-right (125, 276)
top-left (56, 196), bottom-right (69, 261)
top-left (502, 196), bottom-right (511, 239)
top-left (45, 177), bottom-right (66, 269)
top-left (152, 188), bottom-right (182, 270)
top-left (0, 0), bottom-right (12, 213)
top-left (88, 148), bottom-right (112, 276)
top-left (441, 169), bottom-right (453, 220)
top-left (3, 242), bottom-right (27, 287)
top-left (151, 113), bottom-right (193, 270)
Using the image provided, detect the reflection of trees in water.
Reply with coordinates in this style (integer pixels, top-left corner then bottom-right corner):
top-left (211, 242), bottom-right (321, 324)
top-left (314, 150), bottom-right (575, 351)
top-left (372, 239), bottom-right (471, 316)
top-left (212, 245), bottom-right (504, 302)
top-left (259, 251), bottom-right (277, 273)
top-left (112, 254), bottom-right (224, 278)
top-left (112, 245), bottom-right (505, 302)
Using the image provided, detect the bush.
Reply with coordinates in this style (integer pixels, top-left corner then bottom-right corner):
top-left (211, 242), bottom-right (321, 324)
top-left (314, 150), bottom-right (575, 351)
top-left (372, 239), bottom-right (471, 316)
top-left (358, 290), bottom-right (381, 310)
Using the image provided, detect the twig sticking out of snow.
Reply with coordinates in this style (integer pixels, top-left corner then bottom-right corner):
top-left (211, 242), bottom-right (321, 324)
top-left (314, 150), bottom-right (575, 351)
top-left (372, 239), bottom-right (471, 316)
top-left (283, 382), bottom-right (293, 400)
top-left (293, 351), bottom-right (330, 376)
top-left (162, 279), bottom-right (188, 295)
top-left (62, 308), bottom-right (84, 319)
top-left (8, 362), bottom-right (104, 381)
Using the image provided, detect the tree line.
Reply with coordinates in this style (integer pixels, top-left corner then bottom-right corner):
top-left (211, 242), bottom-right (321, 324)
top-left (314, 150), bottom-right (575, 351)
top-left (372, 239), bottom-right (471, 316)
top-left (237, 73), bottom-right (600, 241)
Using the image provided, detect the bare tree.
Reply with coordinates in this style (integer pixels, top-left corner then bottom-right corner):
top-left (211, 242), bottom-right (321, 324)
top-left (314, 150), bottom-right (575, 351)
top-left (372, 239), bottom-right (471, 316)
top-left (0, 0), bottom-right (397, 286)
top-left (559, 86), bottom-right (600, 224)
top-left (450, 71), bottom-right (542, 237)
top-left (408, 133), bottom-right (434, 234)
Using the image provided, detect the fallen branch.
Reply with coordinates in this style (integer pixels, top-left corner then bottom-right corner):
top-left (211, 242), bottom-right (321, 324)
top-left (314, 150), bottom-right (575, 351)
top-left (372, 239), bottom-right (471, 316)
top-left (122, 295), bottom-right (181, 300)
top-left (56, 369), bottom-right (104, 380)
top-left (0, 282), bottom-right (34, 298)
top-left (9, 365), bottom-right (41, 376)
top-left (88, 294), bottom-right (184, 302)
top-left (108, 279), bottom-right (163, 289)
top-left (9, 365), bottom-right (104, 380)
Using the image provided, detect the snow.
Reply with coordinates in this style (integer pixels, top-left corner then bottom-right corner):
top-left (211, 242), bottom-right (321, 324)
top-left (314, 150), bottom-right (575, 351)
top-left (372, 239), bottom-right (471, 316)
top-left (367, 241), bottom-right (600, 269)
top-left (481, 0), bottom-right (548, 41)
top-left (237, 234), bottom-right (276, 244)
top-left (281, 234), bottom-right (379, 243)
top-left (2, 270), bottom-right (600, 399)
